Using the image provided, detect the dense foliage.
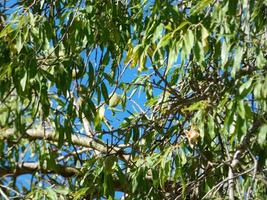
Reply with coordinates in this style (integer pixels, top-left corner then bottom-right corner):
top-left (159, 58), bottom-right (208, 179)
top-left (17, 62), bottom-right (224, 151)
top-left (0, 0), bottom-right (267, 199)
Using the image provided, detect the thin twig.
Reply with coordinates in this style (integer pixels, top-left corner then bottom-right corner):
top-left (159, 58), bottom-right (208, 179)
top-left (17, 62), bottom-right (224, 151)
top-left (0, 184), bottom-right (24, 198)
top-left (202, 167), bottom-right (255, 199)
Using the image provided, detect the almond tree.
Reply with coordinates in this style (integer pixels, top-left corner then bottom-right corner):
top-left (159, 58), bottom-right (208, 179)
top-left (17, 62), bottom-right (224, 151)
top-left (0, 0), bottom-right (266, 199)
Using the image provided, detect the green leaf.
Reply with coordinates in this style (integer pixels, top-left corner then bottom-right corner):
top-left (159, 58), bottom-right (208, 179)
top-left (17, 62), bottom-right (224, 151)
top-left (184, 29), bottom-right (194, 55)
top-left (103, 173), bottom-right (114, 197)
top-left (208, 114), bottom-right (215, 139)
top-left (232, 46), bottom-right (243, 77)
top-left (94, 114), bottom-right (101, 131)
top-left (16, 33), bottom-right (23, 53)
top-left (237, 100), bottom-right (245, 119)
top-left (64, 120), bottom-right (72, 144)
top-left (101, 82), bottom-right (109, 105)
top-left (57, 125), bottom-right (64, 148)
top-left (201, 25), bottom-right (209, 41)
top-left (199, 120), bottom-right (205, 140)
top-left (104, 155), bottom-right (117, 174)
top-left (102, 51), bottom-right (110, 66)
top-left (88, 62), bottom-right (94, 88)
top-left (180, 148), bottom-right (187, 166)
top-left (152, 23), bottom-right (164, 42)
top-left (54, 187), bottom-right (69, 195)
top-left (168, 41), bottom-right (181, 70)
top-left (72, 188), bottom-right (89, 200)
top-left (116, 164), bottom-right (127, 186)
top-left (239, 78), bottom-right (253, 98)
top-left (133, 127), bottom-right (139, 143)
top-left (0, 24), bottom-right (14, 38)
top-left (20, 71), bottom-right (27, 91)
top-left (125, 130), bottom-right (131, 144)
top-left (173, 21), bottom-right (190, 33)
top-left (258, 124), bottom-right (267, 147)
top-left (131, 44), bottom-right (143, 68)
top-left (132, 173), bottom-right (138, 193)
top-left (138, 51), bottom-right (147, 72)
top-left (46, 187), bottom-right (58, 200)
top-left (201, 25), bottom-right (209, 49)
top-left (221, 41), bottom-right (228, 67)
top-left (87, 98), bottom-right (96, 115)
top-left (0, 109), bottom-right (8, 126)
top-left (256, 50), bottom-right (267, 69)
top-left (194, 41), bottom-right (204, 62)
top-left (182, 100), bottom-right (207, 112)
top-left (228, 0), bottom-right (238, 15)
top-left (190, 0), bottom-right (213, 16)
top-left (98, 105), bottom-right (105, 119)
top-left (156, 34), bottom-right (171, 52)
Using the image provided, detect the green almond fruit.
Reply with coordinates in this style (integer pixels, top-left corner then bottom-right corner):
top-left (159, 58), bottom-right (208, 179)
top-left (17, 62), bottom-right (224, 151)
top-left (109, 93), bottom-right (121, 107)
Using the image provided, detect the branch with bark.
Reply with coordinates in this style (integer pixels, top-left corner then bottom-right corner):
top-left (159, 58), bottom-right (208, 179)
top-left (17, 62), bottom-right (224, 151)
top-left (0, 162), bottom-right (80, 178)
top-left (1, 128), bottom-right (115, 153)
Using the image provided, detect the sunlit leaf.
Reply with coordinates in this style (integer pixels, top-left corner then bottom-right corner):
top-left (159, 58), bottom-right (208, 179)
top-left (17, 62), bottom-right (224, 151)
top-left (258, 124), bottom-right (267, 147)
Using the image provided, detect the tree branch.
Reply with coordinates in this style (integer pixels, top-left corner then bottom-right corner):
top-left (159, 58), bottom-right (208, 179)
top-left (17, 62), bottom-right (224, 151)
top-left (1, 128), bottom-right (103, 151)
top-left (1, 128), bottom-right (130, 161)
top-left (0, 162), bottom-right (80, 178)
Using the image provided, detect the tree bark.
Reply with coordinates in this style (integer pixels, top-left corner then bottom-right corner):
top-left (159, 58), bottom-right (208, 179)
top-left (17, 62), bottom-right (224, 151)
top-left (0, 162), bottom-right (80, 178)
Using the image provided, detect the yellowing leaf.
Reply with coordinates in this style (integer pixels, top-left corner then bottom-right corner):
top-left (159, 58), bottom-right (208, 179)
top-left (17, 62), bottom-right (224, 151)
top-left (0, 24), bottom-right (14, 38)
top-left (138, 52), bottom-right (147, 72)
top-left (131, 44), bottom-right (143, 68)
top-left (99, 105), bottom-right (105, 120)
top-left (125, 43), bottom-right (133, 64)
top-left (201, 25), bottom-right (209, 49)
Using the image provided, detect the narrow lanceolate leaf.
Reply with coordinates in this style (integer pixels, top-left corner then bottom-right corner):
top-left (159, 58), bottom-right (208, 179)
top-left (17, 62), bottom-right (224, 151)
top-left (88, 62), bottom-right (94, 88)
top-left (208, 114), bottom-right (215, 139)
top-left (16, 33), bottom-right (23, 53)
top-left (258, 124), bottom-right (267, 147)
top-left (256, 50), bottom-right (267, 69)
top-left (184, 29), bottom-right (194, 56)
top-left (131, 44), bottom-right (143, 68)
top-left (0, 24), bottom-right (14, 38)
top-left (156, 34), bottom-right (172, 53)
top-left (20, 72), bottom-right (27, 91)
top-left (201, 25), bottom-right (209, 49)
top-left (221, 41), bottom-right (228, 67)
top-left (98, 105), bottom-right (105, 119)
top-left (138, 51), bottom-right (147, 72)
top-left (239, 78), bottom-right (253, 98)
top-left (168, 41), bottom-right (181, 71)
top-left (152, 23), bottom-right (164, 42)
top-left (232, 46), bottom-right (243, 77)
top-left (190, 0), bottom-right (213, 16)
top-left (101, 83), bottom-right (109, 105)
top-left (194, 41), bottom-right (205, 62)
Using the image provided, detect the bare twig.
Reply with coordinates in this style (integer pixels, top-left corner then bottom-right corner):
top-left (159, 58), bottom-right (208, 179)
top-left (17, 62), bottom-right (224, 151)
top-left (202, 167), bottom-right (255, 199)
top-left (0, 184), bottom-right (24, 198)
